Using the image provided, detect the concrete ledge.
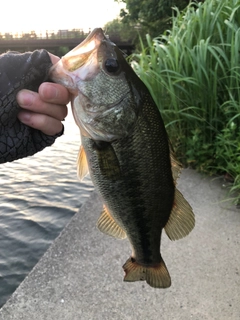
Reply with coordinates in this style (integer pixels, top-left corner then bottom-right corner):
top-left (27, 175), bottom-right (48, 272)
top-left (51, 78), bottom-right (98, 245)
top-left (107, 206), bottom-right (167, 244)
top-left (0, 169), bottom-right (239, 319)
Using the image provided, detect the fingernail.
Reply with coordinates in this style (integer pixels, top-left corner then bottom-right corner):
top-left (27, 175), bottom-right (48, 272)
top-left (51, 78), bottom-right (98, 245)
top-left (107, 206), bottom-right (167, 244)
top-left (18, 111), bottom-right (31, 123)
top-left (17, 90), bottom-right (34, 107)
top-left (40, 83), bottom-right (58, 101)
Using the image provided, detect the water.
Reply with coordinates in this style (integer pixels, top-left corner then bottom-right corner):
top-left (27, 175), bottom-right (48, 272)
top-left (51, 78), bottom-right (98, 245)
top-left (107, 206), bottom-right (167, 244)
top-left (0, 110), bottom-right (94, 307)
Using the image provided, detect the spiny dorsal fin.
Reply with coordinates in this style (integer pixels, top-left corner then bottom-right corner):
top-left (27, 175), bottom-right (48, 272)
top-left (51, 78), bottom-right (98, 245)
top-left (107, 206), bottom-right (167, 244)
top-left (170, 145), bottom-right (182, 184)
top-left (97, 206), bottom-right (127, 239)
top-left (164, 188), bottom-right (195, 241)
top-left (123, 257), bottom-right (171, 288)
top-left (77, 145), bottom-right (89, 180)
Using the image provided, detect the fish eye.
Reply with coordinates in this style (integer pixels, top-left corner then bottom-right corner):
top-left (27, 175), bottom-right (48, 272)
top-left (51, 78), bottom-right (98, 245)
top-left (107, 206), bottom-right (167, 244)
top-left (105, 58), bottom-right (119, 73)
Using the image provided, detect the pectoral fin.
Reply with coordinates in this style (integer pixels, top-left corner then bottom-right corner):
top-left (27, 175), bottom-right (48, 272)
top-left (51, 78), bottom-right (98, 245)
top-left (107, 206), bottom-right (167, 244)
top-left (77, 145), bottom-right (89, 180)
top-left (97, 206), bottom-right (126, 239)
top-left (94, 141), bottom-right (121, 180)
top-left (164, 188), bottom-right (195, 240)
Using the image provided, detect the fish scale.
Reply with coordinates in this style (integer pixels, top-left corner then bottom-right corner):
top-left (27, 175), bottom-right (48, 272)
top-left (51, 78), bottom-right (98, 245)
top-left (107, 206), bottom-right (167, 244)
top-left (49, 28), bottom-right (195, 288)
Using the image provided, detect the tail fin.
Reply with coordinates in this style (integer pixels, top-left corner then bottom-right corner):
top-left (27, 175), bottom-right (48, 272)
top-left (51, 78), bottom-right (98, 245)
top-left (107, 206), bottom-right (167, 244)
top-left (122, 257), bottom-right (171, 288)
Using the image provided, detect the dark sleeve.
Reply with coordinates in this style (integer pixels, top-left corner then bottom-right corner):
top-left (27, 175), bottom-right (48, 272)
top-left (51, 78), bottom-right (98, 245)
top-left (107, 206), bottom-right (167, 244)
top-left (0, 49), bottom-right (63, 164)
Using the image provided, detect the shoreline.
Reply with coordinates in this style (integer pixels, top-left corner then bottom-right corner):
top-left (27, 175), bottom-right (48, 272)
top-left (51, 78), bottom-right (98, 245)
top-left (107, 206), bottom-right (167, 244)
top-left (0, 169), bottom-right (239, 319)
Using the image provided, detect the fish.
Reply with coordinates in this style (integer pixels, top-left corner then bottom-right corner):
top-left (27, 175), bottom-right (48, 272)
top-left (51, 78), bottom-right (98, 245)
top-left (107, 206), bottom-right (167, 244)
top-left (49, 28), bottom-right (195, 288)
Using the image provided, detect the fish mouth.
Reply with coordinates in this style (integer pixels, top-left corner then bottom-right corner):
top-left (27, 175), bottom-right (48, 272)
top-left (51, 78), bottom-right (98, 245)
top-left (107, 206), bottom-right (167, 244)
top-left (49, 28), bottom-right (108, 90)
top-left (62, 28), bottom-right (107, 72)
top-left (50, 28), bottom-right (118, 89)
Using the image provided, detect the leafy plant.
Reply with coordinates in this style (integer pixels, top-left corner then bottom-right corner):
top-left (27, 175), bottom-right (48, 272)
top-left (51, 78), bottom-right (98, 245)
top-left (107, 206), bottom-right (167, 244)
top-left (131, 0), bottom-right (240, 202)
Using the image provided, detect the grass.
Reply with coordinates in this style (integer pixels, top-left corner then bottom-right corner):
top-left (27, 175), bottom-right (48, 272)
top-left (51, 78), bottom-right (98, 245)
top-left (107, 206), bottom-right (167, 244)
top-left (131, 0), bottom-right (240, 203)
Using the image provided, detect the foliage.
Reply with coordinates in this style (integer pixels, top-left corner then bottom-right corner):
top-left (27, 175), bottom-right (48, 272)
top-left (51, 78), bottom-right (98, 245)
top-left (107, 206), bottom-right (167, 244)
top-left (131, 0), bottom-right (240, 202)
top-left (117, 0), bottom-right (196, 37)
top-left (56, 46), bottom-right (69, 56)
top-left (104, 19), bottom-right (138, 43)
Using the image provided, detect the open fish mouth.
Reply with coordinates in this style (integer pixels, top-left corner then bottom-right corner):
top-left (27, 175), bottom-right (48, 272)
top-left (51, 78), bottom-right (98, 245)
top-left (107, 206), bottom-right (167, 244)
top-left (62, 29), bottom-right (111, 73)
top-left (50, 28), bottom-right (117, 88)
top-left (65, 29), bottom-right (105, 57)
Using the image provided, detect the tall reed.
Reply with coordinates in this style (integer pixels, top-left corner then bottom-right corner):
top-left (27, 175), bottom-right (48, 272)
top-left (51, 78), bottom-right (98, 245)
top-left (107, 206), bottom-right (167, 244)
top-left (132, 0), bottom-right (240, 201)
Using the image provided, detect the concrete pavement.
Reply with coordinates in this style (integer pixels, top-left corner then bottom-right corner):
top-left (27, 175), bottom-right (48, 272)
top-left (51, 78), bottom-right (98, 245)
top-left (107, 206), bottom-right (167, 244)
top-left (0, 169), bottom-right (239, 320)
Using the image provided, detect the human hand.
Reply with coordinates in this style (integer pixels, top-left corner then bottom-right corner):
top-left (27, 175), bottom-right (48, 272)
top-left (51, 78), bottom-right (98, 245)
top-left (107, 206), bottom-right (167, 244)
top-left (17, 54), bottom-right (70, 136)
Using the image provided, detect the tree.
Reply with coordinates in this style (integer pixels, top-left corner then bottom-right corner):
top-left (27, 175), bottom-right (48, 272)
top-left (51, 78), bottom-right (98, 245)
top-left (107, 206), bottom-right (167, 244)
top-left (104, 18), bottom-right (138, 43)
top-left (118, 0), bottom-right (196, 37)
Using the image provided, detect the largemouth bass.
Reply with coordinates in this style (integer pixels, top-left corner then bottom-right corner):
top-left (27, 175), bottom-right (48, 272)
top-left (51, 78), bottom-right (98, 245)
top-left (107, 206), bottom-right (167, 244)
top-left (49, 28), bottom-right (195, 288)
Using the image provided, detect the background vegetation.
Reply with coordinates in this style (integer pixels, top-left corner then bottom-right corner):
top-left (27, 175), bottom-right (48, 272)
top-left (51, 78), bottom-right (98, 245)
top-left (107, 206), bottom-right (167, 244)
top-left (118, 0), bottom-right (192, 37)
top-left (129, 0), bottom-right (240, 203)
top-left (110, 0), bottom-right (203, 44)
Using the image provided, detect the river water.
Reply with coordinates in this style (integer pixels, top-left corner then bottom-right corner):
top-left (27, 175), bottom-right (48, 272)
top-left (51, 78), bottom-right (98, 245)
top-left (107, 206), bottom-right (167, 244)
top-left (0, 110), bottom-right (94, 307)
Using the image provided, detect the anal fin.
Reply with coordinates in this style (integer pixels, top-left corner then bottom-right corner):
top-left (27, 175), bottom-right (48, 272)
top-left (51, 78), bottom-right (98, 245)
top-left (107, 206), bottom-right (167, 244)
top-left (164, 188), bottom-right (195, 240)
top-left (97, 206), bottom-right (126, 239)
top-left (123, 257), bottom-right (171, 288)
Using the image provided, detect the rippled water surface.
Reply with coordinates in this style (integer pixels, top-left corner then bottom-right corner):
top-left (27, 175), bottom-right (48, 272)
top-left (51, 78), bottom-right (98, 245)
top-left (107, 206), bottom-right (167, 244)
top-left (0, 110), bottom-right (94, 307)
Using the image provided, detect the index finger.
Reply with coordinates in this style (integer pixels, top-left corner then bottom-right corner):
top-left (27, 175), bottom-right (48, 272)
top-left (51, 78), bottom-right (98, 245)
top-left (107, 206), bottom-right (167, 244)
top-left (38, 82), bottom-right (70, 105)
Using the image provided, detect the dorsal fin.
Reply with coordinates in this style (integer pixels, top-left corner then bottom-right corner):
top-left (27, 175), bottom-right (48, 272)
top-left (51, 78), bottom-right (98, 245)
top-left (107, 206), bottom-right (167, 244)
top-left (77, 145), bottom-right (89, 180)
top-left (164, 188), bottom-right (195, 241)
top-left (97, 206), bottom-right (127, 239)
